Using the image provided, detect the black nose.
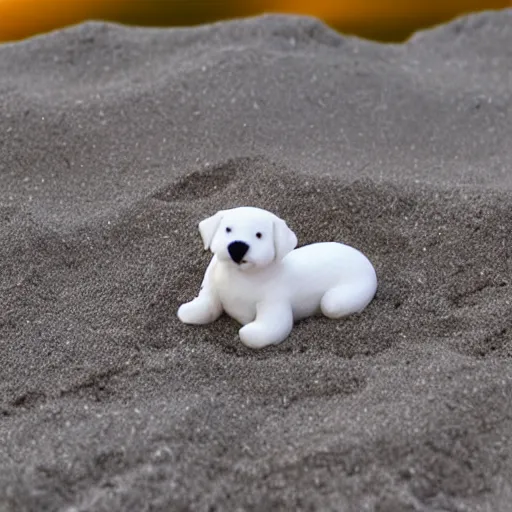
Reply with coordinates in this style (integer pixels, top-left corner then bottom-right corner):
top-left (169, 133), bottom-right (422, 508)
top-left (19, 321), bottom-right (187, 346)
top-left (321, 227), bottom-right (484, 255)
top-left (228, 241), bottom-right (249, 264)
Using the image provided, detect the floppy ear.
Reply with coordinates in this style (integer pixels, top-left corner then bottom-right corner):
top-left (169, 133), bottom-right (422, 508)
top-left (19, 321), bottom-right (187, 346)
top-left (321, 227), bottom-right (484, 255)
top-left (198, 211), bottom-right (224, 250)
top-left (273, 217), bottom-right (298, 260)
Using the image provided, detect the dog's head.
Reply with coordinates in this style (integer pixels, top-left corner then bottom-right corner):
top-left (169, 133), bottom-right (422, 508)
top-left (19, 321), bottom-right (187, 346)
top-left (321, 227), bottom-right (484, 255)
top-left (198, 207), bottom-right (297, 270)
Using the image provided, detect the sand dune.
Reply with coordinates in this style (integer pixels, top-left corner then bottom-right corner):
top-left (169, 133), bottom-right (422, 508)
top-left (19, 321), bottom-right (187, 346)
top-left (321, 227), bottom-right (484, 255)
top-left (1, 11), bottom-right (511, 511)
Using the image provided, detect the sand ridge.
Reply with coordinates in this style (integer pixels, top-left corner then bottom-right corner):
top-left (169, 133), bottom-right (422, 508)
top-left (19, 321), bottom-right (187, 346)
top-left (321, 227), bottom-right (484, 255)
top-left (0, 10), bottom-right (511, 511)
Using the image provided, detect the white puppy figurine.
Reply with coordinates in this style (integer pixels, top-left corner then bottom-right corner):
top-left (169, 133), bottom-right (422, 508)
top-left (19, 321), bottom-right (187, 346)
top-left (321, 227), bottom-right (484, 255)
top-left (177, 206), bottom-right (377, 349)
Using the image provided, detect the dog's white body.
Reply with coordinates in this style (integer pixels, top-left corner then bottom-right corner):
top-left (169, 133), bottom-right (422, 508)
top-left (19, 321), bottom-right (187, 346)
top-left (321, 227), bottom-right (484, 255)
top-left (177, 207), bottom-right (377, 349)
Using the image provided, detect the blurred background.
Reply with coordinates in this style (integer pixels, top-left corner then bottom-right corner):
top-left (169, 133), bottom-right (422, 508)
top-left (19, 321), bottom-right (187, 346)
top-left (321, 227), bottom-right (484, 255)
top-left (0, 0), bottom-right (510, 43)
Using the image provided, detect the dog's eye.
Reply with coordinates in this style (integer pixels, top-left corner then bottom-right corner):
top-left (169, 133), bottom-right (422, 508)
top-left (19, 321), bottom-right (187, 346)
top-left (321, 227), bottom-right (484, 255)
top-left (226, 227), bottom-right (231, 233)
top-left (256, 232), bottom-right (262, 239)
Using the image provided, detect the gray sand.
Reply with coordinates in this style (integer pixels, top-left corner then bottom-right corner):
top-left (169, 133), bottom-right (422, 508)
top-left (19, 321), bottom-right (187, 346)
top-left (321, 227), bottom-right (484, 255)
top-left (1, 11), bottom-right (511, 512)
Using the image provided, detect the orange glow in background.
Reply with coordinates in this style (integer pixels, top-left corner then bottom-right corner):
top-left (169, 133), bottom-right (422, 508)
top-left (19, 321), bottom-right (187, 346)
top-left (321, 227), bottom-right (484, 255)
top-left (0, 0), bottom-right (510, 43)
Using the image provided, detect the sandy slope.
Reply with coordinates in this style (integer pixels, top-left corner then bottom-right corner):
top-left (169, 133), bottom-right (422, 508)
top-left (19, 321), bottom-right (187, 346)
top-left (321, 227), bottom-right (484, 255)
top-left (0, 11), bottom-right (511, 511)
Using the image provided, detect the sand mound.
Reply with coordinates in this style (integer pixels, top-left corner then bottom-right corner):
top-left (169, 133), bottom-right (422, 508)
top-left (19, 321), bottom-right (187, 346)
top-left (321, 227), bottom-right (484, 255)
top-left (1, 11), bottom-right (511, 511)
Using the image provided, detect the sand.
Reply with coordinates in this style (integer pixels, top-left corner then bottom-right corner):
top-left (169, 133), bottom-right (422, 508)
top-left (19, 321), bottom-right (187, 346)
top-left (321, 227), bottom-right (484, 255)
top-left (0, 10), bottom-right (511, 511)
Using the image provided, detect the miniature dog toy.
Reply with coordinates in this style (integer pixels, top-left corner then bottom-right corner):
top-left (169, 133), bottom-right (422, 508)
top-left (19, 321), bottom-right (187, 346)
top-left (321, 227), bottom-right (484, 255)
top-left (177, 206), bottom-right (377, 349)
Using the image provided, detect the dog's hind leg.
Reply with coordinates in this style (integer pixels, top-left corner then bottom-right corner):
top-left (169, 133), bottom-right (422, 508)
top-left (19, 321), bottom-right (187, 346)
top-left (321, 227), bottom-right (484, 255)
top-left (320, 279), bottom-right (377, 320)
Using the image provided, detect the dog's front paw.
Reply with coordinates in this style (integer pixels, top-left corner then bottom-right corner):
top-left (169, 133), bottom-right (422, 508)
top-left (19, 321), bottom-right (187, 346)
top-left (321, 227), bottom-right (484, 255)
top-left (177, 298), bottom-right (218, 325)
top-left (239, 323), bottom-right (275, 349)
